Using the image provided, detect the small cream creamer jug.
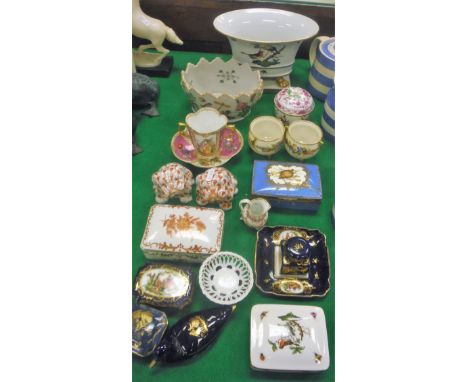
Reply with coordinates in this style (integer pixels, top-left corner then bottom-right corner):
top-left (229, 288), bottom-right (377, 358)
top-left (239, 198), bottom-right (271, 230)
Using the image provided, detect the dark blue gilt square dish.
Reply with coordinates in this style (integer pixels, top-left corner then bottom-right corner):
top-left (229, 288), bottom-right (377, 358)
top-left (254, 226), bottom-right (330, 298)
top-left (251, 160), bottom-right (322, 212)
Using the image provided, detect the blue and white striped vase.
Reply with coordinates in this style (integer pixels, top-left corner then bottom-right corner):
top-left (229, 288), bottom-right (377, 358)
top-left (321, 86), bottom-right (335, 143)
top-left (307, 36), bottom-right (335, 101)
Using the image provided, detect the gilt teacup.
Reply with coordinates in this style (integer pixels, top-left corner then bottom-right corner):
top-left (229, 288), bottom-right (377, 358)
top-left (248, 116), bottom-right (285, 158)
top-left (285, 120), bottom-right (323, 160)
top-left (183, 107), bottom-right (228, 161)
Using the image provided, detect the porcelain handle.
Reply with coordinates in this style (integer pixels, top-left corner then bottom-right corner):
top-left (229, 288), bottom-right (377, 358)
top-left (178, 122), bottom-right (187, 135)
top-left (239, 199), bottom-right (251, 213)
top-left (309, 36), bottom-right (329, 65)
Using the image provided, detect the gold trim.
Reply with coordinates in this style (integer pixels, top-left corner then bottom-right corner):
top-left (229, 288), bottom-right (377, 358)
top-left (134, 264), bottom-right (193, 308)
top-left (132, 308), bottom-right (168, 358)
top-left (253, 225), bottom-right (331, 298)
top-left (276, 77), bottom-right (290, 88)
top-left (286, 121), bottom-right (323, 146)
top-left (170, 126), bottom-right (244, 169)
top-left (185, 107), bottom-right (228, 137)
top-left (251, 160), bottom-right (322, 202)
top-left (188, 315), bottom-right (209, 338)
top-left (272, 279), bottom-right (314, 295)
top-left (249, 116), bottom-right (285, 142)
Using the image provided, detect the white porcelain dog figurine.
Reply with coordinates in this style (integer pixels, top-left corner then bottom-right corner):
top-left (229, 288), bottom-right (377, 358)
top-left (132, 0), bottom-right (183, 68)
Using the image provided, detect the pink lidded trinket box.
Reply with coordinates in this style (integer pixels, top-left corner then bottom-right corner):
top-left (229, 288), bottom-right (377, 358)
top-left (274, 87), bottom-right (315, 125)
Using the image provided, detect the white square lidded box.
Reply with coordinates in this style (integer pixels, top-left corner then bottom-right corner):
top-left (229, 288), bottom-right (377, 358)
top-left (250, 304), bottom-right (330, 372)
top-left (140, 204), bottom-right (225, 263)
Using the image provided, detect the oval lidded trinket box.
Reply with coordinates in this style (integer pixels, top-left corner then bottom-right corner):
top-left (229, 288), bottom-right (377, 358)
top-left (134, 263), bottom-right (194, 310)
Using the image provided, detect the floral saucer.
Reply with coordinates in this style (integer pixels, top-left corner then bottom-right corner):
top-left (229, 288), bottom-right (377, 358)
top-left (254, 226), bottom-right (330, 298)
top-left (171, 125), bottom-right (243, 168)
top-left (250, 304), bottom-right (330, 372)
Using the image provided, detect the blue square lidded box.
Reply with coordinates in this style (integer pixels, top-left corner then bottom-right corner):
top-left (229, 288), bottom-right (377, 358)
top-left (251, 160), bottom-right (322, 212)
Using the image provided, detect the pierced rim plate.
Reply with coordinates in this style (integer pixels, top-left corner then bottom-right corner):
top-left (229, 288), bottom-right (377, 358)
top-left (250, 304), bottom-right (330, 372)
top-left (199, 251), bottom-right (254, 305)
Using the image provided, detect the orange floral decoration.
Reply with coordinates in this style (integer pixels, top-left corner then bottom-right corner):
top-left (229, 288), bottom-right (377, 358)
top-left (163, 212), bottom-right (207, 237)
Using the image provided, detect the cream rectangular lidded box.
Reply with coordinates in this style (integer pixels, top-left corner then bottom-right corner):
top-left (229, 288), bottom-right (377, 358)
top-left (140, 204), bottom-right (225, 263)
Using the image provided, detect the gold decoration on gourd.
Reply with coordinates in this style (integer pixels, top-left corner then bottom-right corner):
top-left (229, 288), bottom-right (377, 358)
top-left (188, 315), bottom-right (209, 338)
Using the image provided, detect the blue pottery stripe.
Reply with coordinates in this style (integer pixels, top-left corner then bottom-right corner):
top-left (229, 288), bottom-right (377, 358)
top-left (308, 74), bottom-right (331, 95)
top-left (324, 102), bottom-right (335, 119)
top-left (307, 84), bottom-right (328, 101)
top-left (321, 116), bottom-right (335, 133)
top-left (310, 67), bottom-right (335, 87)
top-left (310, 64), bottom-right (334, 81)
top-left (321, 39), bottom-right (335, 61)
top-left (317, 52), bottom-right (335, 71)
top-left (314, 59), bottom-right (335, 78)
top-left (321, 124), bottom-right (335, 143)
top-left (326, 88), bottom-right (335, 111)
top-left (321, 117), bottom-right (335, 144)
top-left (322, 110), bottom-right (335, 128)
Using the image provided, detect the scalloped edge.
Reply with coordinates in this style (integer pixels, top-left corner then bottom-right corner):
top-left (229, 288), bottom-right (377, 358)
top-left (181, 57), bottom-right (264, 101)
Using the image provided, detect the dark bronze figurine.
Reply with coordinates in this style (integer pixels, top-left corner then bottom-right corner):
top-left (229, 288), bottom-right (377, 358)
top-left (132, 73), bottom-right (160, 155)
